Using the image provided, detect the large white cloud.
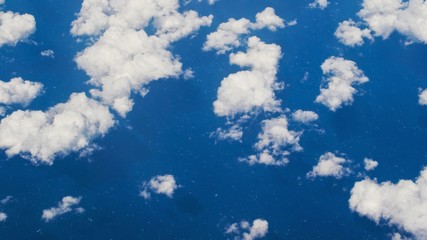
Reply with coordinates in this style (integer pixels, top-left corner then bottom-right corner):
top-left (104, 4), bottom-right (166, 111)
top-left (203, 7), bottom-right (285, 54)
top-left (240, 116), bottom-right (302, 166)
top-left (226, 219), bottom-right (269, 240)
top-left (337, 0), bottom-right (427, 46)
top-left (42, 196), bottom-right (84, 222)
top-left (307, 152), bottom-right (351, 179)
top-left (0, 10), bottom-right (35, 47)
top-left (0, 93), bottom-right (115, 164)
top-left (315, 57), bottom-right (369, 111)
top-left (73, 0), bottom-right (212, 117)
top-left (350, 167), bottom-right (427, 239)
top-left (140, 174), bottom-right (178, 199)
top-left (213, 37), bottom-right (283, 117)
top-left (0, 77), bottom-right (43, 106)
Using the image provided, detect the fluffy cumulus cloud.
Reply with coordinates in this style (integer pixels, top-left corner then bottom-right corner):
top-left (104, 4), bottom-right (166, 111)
top-left (0, 212), bottom-right (6, 222)
top-left (292, 110), bottom-right (319, 124)
top-left (335, 20), bottom-right (373, 47)
top-left (203, 7), bottom-right (285, 54)
top-left (307, 152), bottom-right (351, 179)
top-left (364, 158), bottom-right (378, 171)
top-left (309, 0), bottom-right (329, 10)
top-left (240, 116), bottom-right (302, 166)
top-left (337, 0), bottom-right (427, 46)
top-left (0, 77), bottom-right (43, 106)
top-left (42, 196), bottom-right (84, 222)
top-left (140, 174), bottom-right (178, 199)
top-left (0, 10), bottom-right (35, 47)
top-left (418, 89), bottom-right (427, 105)
top-left (72, 0), bottom-right (212, 117)
top-left (315, 57), bottom-right (369, 111)
top-left (0, 93), bottom-right (115, 164)
top-left (226, 219), bottom-right (269, 240)
top-left (213, 37), bottom-right (283, 117)
top-left (350, 167), bottom-right (427, 239)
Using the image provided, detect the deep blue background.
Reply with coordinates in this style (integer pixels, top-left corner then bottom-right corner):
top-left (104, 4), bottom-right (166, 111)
top-left (0, 0), bottom-right (426, 239)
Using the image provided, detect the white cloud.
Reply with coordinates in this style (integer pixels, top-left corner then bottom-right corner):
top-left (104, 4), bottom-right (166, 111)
top-left (307, 152), bottom-right (350, 179)
top-left (73, 0), bottom-right (212, 117)
top-left (207, 0), bottom-right (218, 5)
top-left (0, 0), bottom-right (4, 5)
top-left (1, 196), bottom-right (12, 205)
top-left (419, 89), bottom-right (427, 105)
top-left (335, 19), bottom-right (373, 47)
top-left (364, 158), bottom-right (378, 171)
top-left (40, 49), bottom-right (54, 58)
top-left (0, 11), bottom-right (35, 47)
top-left (338, 0), bottom-right (427, 46)
top-left (213, 37), bottom-right (283, 117)
top-left (240, 116), bottom-right (302, 166)
top-left (0, 212), bottom-right (6, 222)
top-left (211, 124), bottom-right (243, 141)
top-left (0, 93), bottom-right (115, 164)
top-left (0, 77), bottom-right (43, 106)
top-left (226, 219), bottom-right (269, 240)
top-left (292, 110), bottom-right (319, 124)
top-left (203, 7), bottom-right (285, 54)
top-left (42, 196), bottom-right (83, 222)
top-left (140, 174), bottom-right (178, 199)
top-left (309, 0), bottom-right (329, 10)
top-left (350, 167), bottom-right (427, 239)
top-left (315, 57), bottom-right (369, 111)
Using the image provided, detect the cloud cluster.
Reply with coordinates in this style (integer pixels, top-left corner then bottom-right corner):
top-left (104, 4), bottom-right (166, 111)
top-left (203, 7), bottom-right (286, 54)
top-left (213, 37), bottom-right (283, 117)
top-left (240, 116), bottom-right (302, 166)
top-left (350, 167), bottom-right (427, 239)
top-left (226, 219), bottom-right (269, 240)
top-left (0, 10), bottom-right (35, 47)
top-left (307, 152), bottom-right (350, 179)
top-left (292, 110), bottom-right (319, 124)
top-left (0, 77), bottom-right (43, 106)
top-left (0, 93), bottom-right (115, 164)
top-left (337, 0), bottom-right (427, 46)
top-left (42, 196), bottom-right (84, 222)
top-left (315, 57), bottom-right (369, 111)
top-left (140, 174), bottom-right (178, 199)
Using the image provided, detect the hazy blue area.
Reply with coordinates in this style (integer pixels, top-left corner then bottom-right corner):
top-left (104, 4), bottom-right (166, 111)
top-left (0, 0), bottom-right (426, 239)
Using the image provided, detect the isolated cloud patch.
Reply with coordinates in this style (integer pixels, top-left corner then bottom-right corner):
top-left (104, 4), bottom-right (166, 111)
top-left (315, 57), bottom-right (369, 111)
top-left (140, 174), bottom-right (178, 199)
top-left (203, 7), bottom-right (286, 54)
top-left (240, 116), bottom-right (302, 166)
top-left (309, 0), bottom-right (329, 10)
top-left (364, 158), bottom-right (378, 171)
top-left (0, 77), bottom-right (43, 106)
top-left (0, 93), bottom-right (115, 164)
top-left (0, 10), bottom-right (35, 47)
top-left (335, 20), bottom-right (373, 47)
top-left (226, 219), bottom-right (269, 240)
top-left (307, 152), bottom-right (351, 179)
top-left (0, 212), bottom-right (6, 222)
top-left (42, 196), bottom-right (84, 222)
top-left (292, 110), bottom-right (319, 124)
top-left (350, 167), bottom-right (427, 239)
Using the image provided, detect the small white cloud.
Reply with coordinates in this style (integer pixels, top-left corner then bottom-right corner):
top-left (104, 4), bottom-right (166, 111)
top-left (0, 212), bottom-right (6, 222)
top-left (183, 68), bottom-right (195, 80)
top-left (309, 0), bottom-right (329, 10)
top-left (211, 124), bottom-right (243, 141)
top-left (419, 89), bottom-right (427, 105)
top-left (240, 116), bottom-right (302, 166)
top-left (140, 174), bottom-right (178, 199)
top-left (226, 219), bottom-right (269, 240)
top-left (0, 196), bottom-right (12, 205)
top-left (42, 196), bottom-right (83, 222)
top-left (335, 19), bottom-right (373, 47)
top-left (203, 7), bottom-right (285, 54)
top-left (307, 152), bottom-right (351, 179)
top-left (207, 0), bottom-right (218, 5)
top-left (0, 11), bottom-right (36, 47)
top-left (350, 167), bottom-right (427, 239)
top-left (292, 110), bottom-right (319, 124)
top-left (315, 57), bottom-right (369, 111)
top-left (40, 49), bottom-right (54, 58)
top-left (364, 158), bottom-right (378, 171)
top-left (0, 77), bottom-right (43, 106)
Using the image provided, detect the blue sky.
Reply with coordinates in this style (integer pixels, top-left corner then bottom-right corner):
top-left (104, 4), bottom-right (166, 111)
top-left (0, 0), bottom-right (427, 239)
